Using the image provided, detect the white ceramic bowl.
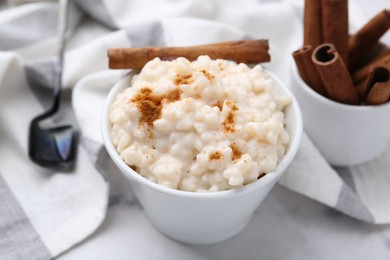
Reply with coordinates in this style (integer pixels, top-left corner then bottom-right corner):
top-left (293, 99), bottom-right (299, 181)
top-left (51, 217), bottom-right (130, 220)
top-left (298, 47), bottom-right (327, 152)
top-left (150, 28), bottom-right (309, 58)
top-left (102, 69), bottom-right (302, 244)
top-left (290, 62), bottom-right (390, 166)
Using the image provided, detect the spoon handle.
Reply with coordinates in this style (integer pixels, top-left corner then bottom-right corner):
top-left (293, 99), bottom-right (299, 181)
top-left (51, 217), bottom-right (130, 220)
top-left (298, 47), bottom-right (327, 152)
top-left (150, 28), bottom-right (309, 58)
top-left (52, 0), bottom-right (69, 109)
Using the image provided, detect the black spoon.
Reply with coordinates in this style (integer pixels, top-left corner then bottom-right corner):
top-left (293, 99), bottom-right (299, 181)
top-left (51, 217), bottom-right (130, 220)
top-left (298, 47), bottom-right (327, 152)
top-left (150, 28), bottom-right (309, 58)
top-left (28, 0), bottom-right (77, 171)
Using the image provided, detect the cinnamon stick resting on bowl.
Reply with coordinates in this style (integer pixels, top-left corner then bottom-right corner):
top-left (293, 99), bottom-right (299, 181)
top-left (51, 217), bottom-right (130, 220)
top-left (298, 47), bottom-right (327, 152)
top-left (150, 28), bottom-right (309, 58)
top-left (108, 40), bottom-right (271, 69)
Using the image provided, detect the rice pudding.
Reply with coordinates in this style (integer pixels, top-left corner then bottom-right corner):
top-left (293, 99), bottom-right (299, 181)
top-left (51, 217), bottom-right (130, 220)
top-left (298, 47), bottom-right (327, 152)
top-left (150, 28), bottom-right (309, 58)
top-left (109, 55), bottom-right (291, 192)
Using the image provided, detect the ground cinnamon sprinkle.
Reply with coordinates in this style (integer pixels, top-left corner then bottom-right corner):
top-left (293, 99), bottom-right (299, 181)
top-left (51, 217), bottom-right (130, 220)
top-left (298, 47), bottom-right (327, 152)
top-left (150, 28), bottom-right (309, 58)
top-left (212, 100), bottom-right (223, 111)
top-left (165, 88), bottom-right (182, 102)
top-left (229, 143), bottom-right (242, 160)
top-left (131, 88), bottom-right (161, 128)
top-left (200, 69), bottom-right (215, 81)
top-left (209, 151), bottom-right (223, 161)
top-left (174, 74), bottom-right (193, 85)
top-left (222, 101), bottom-right (238, 133)
top-left (131, 87), bottom-right (182, 138)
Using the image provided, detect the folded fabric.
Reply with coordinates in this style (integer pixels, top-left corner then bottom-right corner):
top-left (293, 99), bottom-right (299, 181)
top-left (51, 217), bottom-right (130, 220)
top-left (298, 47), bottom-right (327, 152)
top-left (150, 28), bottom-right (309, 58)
top-left (0, 1), bottom-right (389, 259)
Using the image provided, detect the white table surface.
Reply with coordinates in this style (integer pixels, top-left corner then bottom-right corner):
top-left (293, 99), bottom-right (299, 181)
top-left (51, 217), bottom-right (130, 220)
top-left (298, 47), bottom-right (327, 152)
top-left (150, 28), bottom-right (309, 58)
top-left (58, 184), bottom-right (390, 260)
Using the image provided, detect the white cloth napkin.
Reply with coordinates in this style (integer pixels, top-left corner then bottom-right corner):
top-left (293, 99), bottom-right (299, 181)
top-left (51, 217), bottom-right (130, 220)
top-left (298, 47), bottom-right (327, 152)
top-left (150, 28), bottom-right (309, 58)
top-left (0, 0), bottom-right (389, 259)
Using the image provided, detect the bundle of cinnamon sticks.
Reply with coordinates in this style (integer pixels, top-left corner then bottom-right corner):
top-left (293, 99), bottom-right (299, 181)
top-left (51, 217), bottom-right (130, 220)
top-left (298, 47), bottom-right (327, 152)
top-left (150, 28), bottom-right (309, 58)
top-left (293, 0), bottom-right (390, 105)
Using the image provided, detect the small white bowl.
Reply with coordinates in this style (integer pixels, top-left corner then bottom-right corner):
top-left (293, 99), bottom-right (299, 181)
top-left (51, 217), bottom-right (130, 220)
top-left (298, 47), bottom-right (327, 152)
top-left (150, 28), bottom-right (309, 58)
top-left (290, 62), bottom-right (390, 166)
top-left (102, 69), bottom-right (302, 244)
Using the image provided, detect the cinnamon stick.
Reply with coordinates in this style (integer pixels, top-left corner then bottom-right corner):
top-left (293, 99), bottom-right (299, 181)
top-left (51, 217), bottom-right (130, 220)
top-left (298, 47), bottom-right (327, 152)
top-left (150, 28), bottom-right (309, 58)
top-left (292, 45), bottom-right (327, 95)
top-left (107, 40), bottom-right (270, 69)
top-left (352, 42), bottom-right (389, 72)
top-left (321, 0), bottom-right (349, 67)
top-left (303, 0), bottom-right (323, 47)
top-left (352, 49), bottom-right (390, 84)
top-left (366, 82), bottom-right (390, 105)
top-left (356, 64), bottom-right (386, 101)
top-left (312, 43), bottom-right (359, 104)
top-left (356, 64), bottom-right (390, 105)
top-left (355, 80), bottom-right (366, 101)
top-left (349, 9), bottom-right (390, 70)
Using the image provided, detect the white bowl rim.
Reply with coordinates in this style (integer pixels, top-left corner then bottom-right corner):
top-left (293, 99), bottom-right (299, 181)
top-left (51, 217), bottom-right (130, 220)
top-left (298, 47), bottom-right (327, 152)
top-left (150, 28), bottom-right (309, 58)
top-left (102, 68), bottom-right (303, 200)
top-left (291, 61), bottom-right (390, 111)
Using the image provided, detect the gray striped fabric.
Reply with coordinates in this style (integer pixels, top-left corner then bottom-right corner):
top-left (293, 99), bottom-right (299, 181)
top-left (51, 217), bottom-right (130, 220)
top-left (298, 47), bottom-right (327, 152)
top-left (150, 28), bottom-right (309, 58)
top-left (335, 167), bottom-right (357, 192)
top-left (74, 0), bottom-right (117, 30)
top-left (335, 184), bottom-right (374, 222)
top-left (25, 58), bottom-right (56, 108)
top-left (0, 175), bottom-right (51, 260)
top-left (0, 3), bottom-right (83, 50)
top-left (82, 137), bottom-right (140, 208)
top-left (25, 58), bottom-right (56, 90)
top-left (332, 167), bottom-right (376, 221)
top-left (0, 4), bottom-right (58, 50)
top-left (125, 21), bottom-right (165, 47)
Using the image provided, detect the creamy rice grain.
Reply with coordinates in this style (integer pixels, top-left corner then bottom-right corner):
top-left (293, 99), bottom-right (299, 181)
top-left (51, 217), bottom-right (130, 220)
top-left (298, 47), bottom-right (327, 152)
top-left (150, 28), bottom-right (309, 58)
top-left (109, 55), bottom-right (291, 192)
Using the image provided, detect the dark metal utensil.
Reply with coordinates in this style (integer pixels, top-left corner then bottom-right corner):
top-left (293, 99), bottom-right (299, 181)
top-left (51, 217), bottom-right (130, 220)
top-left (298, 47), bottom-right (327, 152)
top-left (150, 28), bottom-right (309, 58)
top-left (28, 0), bottom-right (77, 171)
